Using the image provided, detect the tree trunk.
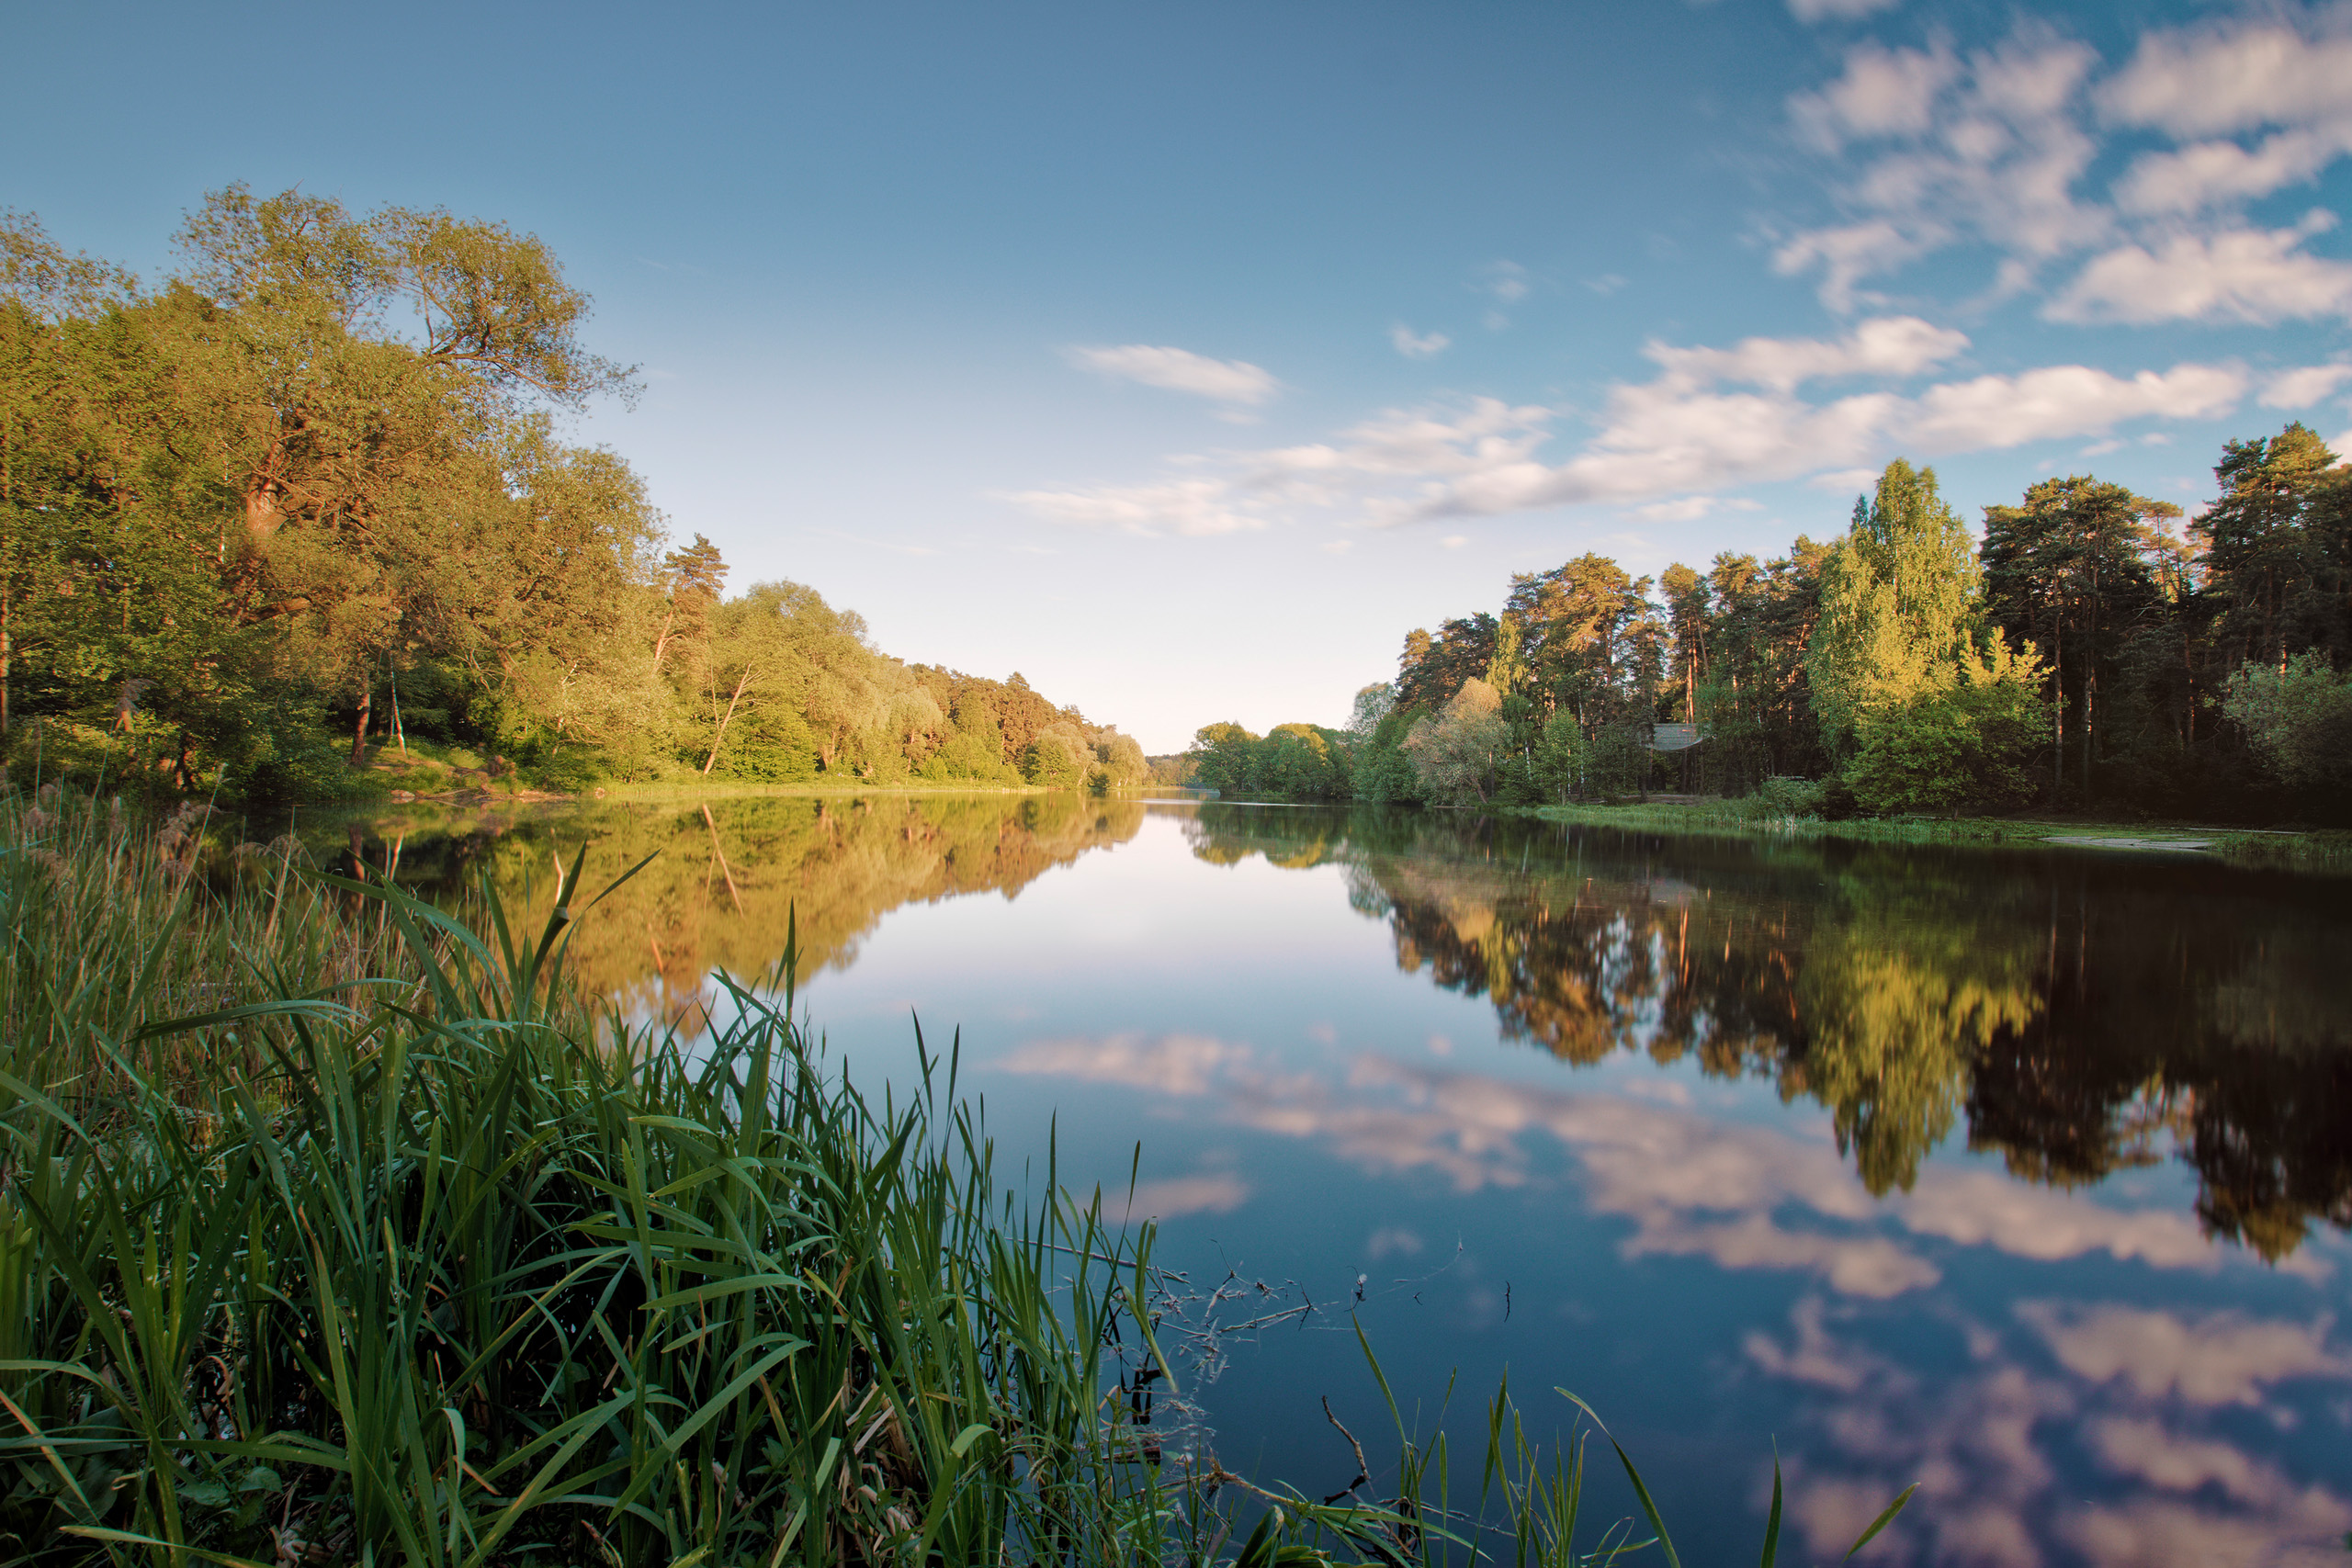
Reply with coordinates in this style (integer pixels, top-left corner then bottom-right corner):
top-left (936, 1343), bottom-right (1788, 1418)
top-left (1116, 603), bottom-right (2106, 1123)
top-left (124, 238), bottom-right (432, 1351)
top-left (350, 682), bottom-right (372, 765)
top-left (702, 667), bottom-right (752, 775)
top-left (2085, 552), bottom-right (2100, 803)
top-left (652, 603), bottom-right (677, 670)
top-left (243, 479), bottom-right (287, 540)
top-left (244, 437), bottom-right (290, 540)
top-left (2051, 598), bottom-right (2064, 796)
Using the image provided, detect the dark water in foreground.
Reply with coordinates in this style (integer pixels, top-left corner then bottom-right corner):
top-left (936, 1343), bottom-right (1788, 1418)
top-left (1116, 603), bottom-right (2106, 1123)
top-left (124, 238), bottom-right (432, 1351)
top-left (325, 794), bottom-right (2352, 1568)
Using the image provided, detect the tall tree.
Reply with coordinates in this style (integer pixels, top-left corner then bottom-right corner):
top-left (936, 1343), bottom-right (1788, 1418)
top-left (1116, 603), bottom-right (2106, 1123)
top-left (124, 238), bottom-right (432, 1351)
top-left (2197, 423), bottom-right (2341, 671)
top-left (1982, 476), bottom-right (2177, 799)
top-left (1808, 459), bottom-right (1983, 758)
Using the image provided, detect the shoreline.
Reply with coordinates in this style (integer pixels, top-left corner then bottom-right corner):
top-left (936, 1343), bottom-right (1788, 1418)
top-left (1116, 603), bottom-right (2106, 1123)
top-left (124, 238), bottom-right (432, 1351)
top-left (1511, 798), bottom-right (2350, 871)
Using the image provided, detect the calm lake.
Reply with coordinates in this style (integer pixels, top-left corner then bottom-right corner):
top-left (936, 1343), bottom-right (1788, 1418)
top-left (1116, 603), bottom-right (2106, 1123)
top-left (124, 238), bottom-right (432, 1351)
top-left (319, 793), bottom-right (2352, 1568)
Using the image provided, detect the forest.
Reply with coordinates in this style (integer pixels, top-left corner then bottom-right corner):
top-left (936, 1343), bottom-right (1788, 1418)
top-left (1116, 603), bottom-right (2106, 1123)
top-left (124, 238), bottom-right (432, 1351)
top-left (1191, 437), bottom-right (2352, 823)
top-left (0, 190), bottom-right (1148, 801)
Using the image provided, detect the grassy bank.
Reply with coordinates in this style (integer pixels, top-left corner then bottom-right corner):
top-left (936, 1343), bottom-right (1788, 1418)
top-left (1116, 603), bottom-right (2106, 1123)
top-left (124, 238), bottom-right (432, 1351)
top-left (1, 788), bottom-right (1908, 1565)
top-left (1521, 796), bottom-right (2352, 873)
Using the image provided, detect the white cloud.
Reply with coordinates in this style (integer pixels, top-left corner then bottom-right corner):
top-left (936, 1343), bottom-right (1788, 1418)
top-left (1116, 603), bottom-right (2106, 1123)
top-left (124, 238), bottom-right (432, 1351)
top-left (1785, 0), bottom-right (1899, 25)
top-left (2098, 18), bottom-right (2352, 139)
top-left (2048, 215), bottom-right (2352, 324)
top-left (2114, 127), bottom-right (2352, 216)
top-left (2261, 362), bottom-right (2352, 408)
top-left (1770, 223), bottom-right (1928, 316)
top-left (1778, 30), bottom-right (2104, 308)
top-left (1808, 466), bottom-right (1882, 491)
top-left (1631, 494), bottom-right (1764, 523)
top-left (1011, 324), bottom-right (2243, 532)
top-left (1248, 397), bottom-right (1555, 496)
top-left (1790, 43), bottom-right (1957, 149)
top-left (1900, 362), bottom-right (2243, 450)
top-left (1645, 314), bottom-right (1970, 392)
top-left (1002, 478), bottom-right (1265, 538)
top-left (1389, 324), bottom-right (1451, 359)
top-left (1480, 260), bottom-right (1530, 302)
top-left (1776, 13), bottom-right (2352, 319)
top-left (1632, 496), bottom-right (1722, 523)
top-left (1066, 344), bottom-right (1281, 405)
top-left (1406, 357), bottom-right (2243, 521)
top-left (1441, 535), bottom-right (1468, 548)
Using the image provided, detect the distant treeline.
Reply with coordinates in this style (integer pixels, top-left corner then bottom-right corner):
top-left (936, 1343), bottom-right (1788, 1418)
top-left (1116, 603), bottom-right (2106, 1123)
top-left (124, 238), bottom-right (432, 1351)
top-left (1193, 438), bottom-right (2352, 822)
top-left (0, 190), bottom-right (1146, 800)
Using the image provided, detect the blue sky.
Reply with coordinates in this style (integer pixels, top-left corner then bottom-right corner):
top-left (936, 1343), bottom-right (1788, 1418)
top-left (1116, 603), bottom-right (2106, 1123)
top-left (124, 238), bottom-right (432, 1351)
top-left (10, 0), bottom-right (2352, 750)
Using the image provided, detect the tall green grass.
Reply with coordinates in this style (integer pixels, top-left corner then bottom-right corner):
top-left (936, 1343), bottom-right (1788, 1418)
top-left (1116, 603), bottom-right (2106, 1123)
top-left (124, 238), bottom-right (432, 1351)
top-left (1, 788), bottom-right (1911, 1566)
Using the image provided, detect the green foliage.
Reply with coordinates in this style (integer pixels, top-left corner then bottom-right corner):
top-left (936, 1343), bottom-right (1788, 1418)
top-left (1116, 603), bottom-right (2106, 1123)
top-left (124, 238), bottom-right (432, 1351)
top-left (1020, 725), bottom-right (1090, 788)
top-left (1747, 775), bottom-right (1826, 819)
top-left (0, 197), bottom-right (1141, 804)
top-left (1404, 678), bottom-right (1508, 806)
top-left (1848, 643), bottom-right (2044, 816)
top-left (2222, 651), bottom-right (2352, 794)
top-left (1184, 720), bottom-right (1354, 802)
top-left (1981, 475), bottom-right (2180, 804)
top-left (1351, 708), bottom-right (1424, 804)
top-left (1808, 460), bottom-right (1988, 760)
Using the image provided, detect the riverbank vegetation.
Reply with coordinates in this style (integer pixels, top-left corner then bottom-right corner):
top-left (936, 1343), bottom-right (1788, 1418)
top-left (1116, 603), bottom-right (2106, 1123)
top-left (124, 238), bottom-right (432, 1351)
top-left (0, 193), bottom-right (1147, 804)
top-left (0, 786), bottom-right (1919, 1564)
top-left (1193, 439), bottom-right (2351, 825)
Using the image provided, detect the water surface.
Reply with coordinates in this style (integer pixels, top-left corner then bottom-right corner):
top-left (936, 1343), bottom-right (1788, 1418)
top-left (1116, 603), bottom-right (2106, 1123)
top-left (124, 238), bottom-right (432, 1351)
top-left (327, 794), bottom-right (2352, 1568)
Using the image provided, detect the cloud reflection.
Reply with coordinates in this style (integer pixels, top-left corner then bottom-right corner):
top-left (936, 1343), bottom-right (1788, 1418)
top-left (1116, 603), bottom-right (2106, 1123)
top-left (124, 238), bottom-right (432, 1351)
top-left (998, 1033), bottom-right (2233, 1298)
top-left (1122, 1174), bottom-right (1250, 1220)
top-left (2018, 1302), bottom-right (2349, 1406)
top-left (1739, 1293), bottom-right (2352, 1567)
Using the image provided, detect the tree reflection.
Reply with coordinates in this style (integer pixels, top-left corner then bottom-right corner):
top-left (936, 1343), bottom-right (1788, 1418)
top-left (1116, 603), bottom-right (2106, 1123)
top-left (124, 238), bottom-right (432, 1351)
top-left (1187, 805), bottom-right (2352, 1258)
top-left (329, 793), bottom-right (1145, 1028)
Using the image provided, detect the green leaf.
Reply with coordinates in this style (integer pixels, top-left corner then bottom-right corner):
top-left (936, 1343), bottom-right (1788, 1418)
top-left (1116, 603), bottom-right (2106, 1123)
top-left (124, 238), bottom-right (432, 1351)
top-left (1843, 1483), bottom-right (1918, 1562)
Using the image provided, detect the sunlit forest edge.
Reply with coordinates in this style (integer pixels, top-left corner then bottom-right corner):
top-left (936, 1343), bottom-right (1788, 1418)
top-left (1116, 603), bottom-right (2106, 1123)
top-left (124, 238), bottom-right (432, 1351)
top-left (1187, 446), bottom-right (2352, 829)
top-left (1, 190), bottom-right (1149, 805)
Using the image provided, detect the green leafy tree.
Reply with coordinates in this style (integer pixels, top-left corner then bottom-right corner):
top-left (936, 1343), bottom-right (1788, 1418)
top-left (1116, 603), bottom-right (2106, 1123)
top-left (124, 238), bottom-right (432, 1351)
top-left (1403, 677), bottom-right (1507, 806)
top-left (1983, 475), bottom-right (2178, 801)
top-left (1848, 640), bottom-right (2045, 816)
top-left (1186, 720), bottom-right (1261, 795)
top-left (2197, 423), bottom-right (2340, 671)
top-left (1808, 459), bottom-right (1984, 761)
top-left (2222, 651), bottom-right (2352, 797)
top-left (1021, 723), bottom-right (1090, 788)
